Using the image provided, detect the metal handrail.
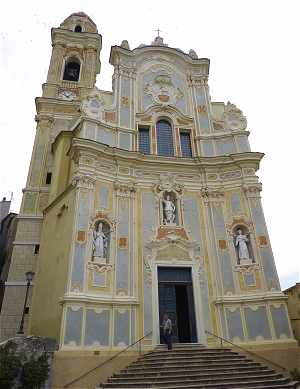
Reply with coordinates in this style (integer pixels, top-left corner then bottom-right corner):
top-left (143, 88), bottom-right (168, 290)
top-left (63, 330), bottom-right (153, 388)
top-left (205, 329), bottom-right (287, 373)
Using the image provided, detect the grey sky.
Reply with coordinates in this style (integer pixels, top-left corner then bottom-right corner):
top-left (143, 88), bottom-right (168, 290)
top-left (0, 0), bottom-right (299, 289)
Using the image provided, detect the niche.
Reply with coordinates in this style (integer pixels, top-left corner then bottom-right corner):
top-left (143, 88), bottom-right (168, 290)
top-left (233, 225), bottom-right (255, 265)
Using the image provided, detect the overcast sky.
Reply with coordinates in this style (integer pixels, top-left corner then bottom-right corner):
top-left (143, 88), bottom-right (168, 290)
top-left (0, 0), bottom-right (299, 289)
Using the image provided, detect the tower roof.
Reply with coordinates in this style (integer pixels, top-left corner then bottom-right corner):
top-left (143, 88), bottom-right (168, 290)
top-left (68, 12), bottom-right (97, 26)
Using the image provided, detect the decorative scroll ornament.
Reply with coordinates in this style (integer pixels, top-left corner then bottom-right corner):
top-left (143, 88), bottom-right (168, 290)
top-left (155, 173), bottom-right (184, 194)
top-left (87, 262), bottom-right (113, 273)
top-left (200, 187), bottom-right (224, 203)
top-left (81, 92), bottom-right (104, 120)
top-left (114, 180), bottom-right (137, 198)
top-left (223, 101), bottom-right (247, 131)
top-left (144, 74), bottom-right (184, 106)
top-left (234, 263), bottom-right (260, 273)
top-left (189, 49), bottom-right (198, 59)
top-left (72, 174), bottom-right (96, 189)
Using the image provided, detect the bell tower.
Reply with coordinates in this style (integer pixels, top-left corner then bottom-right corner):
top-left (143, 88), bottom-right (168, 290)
top-left (43, 12), bottom-right (102, 98)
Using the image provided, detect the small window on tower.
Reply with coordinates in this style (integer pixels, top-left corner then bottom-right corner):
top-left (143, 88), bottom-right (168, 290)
top-left (138, 126), bottom-right (150, 154)
top-left (34, 245), bottom-right (40, 255)
top-left (180, 131), bottom-right (193, 157)
top-left (46, 172), bottom-right (52, 185)
top-left (63, 57), bottom-right (80, 82)
top-left (74, 25), bottom-right (82, 32)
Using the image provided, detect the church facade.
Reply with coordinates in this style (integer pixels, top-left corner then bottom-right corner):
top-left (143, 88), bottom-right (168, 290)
top-left (0, 13), bottom-right (296, 353)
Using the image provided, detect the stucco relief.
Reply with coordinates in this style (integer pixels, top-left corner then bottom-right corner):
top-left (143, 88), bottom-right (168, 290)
top-left (212, 101), bottom-right (247, 132)
top-left (81, 93), bottom-right (104, 120)
top-left (144, 74), bottom-right (184, 106)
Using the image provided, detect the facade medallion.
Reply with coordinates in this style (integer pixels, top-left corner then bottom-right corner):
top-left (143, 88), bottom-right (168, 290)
top-left (144, 74), bottom-right (184, 106)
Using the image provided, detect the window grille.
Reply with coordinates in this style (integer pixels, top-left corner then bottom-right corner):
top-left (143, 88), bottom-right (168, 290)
top-left (156, 120), bottom-right (174, 157)
top-left (138, 127), bottom-right (150, 154)
top-left (180, 131), bottom-right (192, 157)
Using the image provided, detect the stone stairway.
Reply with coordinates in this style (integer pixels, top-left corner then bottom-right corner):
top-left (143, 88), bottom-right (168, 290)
top-left (99, 344), bottom-right (298, 389)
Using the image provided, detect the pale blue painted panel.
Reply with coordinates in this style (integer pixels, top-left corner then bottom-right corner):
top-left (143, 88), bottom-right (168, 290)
top-left (244, 306), bottom-right (271, 340)
top-left (260, 247), bottom-right (280, 290)
top-left (99, 186), bottom-right (109, 209)
top-left (77, 192), bottom-right (89, 230)
top-left (86, 124), bottom-right (96, 140)
top-left (114, 309), bottom-right (130, 346)
top-left (244, 273), bottom-right (256, 286)
top-left (93, 271), bottom-right (106, 287)
top-left (118, 200), bottom-right (129, 235)
top-left (199, 117), bottom-right (210, 130)
top-left (119, 133), bottom-right (131, 150)
top-left (71, 243), bottom-right (85, 289)
top-left (271, 305), bottom-right (291, 338)
top-left (201, 140), bottom-right (214, 157)
top-left (141, 191), bottom-right (156, 334)
top-left (212, 205), bottom-right (235, 293)
top-left (226, 308), bottom-right (244, 340)
top-left (236, 135), bottom-right (250, 152)
top-left (195, 88), bottom-right (205, 104)
top-left (84, 309), bottom-right (110, 346)
top-left (120, 78), bottom-right (130, 127)
top-left (141, 192), bottom-right (156, 241)
top-left (219, 307), bottom-right (227, 338)
top-left (183, 196), bottom-right (202, 252)
top-left (131, 309), bottom-right (136, 344)
top-left (216, 138), bottom-right (236, 155)
top-left (231, 192), bottom-right (242, 215)
top-left (116, 249), bottom-right (129, 290)
top-left (250, 200), bottom-right (267, 236)
top-left (64, 307), bottom-right (83, 345)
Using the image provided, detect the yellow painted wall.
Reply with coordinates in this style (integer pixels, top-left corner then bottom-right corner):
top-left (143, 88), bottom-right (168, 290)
top-left (29, 188), bottom-right (76, 340)
top-left (49, 132), bottom-right (72, 203)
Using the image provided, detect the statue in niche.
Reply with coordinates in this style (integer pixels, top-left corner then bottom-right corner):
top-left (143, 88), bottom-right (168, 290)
top-left (92, 221), bottom-right (109, 263)
top-left (235, 228), bottom-right (251, 264)
top-left (162, 193), bottom-right (176, 225)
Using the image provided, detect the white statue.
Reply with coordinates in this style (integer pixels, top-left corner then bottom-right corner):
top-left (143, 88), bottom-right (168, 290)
top-left (235, 228), bottom-right (250, 263)
top-left (162, 194), bottom-right (176, 225)
top-left (92, 222), bottom-right (108, 262)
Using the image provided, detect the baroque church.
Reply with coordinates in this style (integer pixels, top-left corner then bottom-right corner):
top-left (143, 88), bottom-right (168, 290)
top-left (0, 12), bottom-right (297, 374)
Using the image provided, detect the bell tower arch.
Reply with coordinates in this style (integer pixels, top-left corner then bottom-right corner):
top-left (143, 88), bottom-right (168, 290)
top-left (44, 12), bottom-right (102, 98)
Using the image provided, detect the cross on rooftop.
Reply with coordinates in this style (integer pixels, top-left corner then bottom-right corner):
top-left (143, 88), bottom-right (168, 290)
top-left (155, 27), bottom-right (162, 37)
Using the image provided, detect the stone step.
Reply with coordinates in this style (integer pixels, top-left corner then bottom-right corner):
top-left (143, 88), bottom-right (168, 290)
top-left (116, 367), bottom-right (273, 379)
top-left (131, 356), bottom-right (250, 367)
top-left (142, 350), bottom-right (239, 359)
top-left (123, 365), bottom-right (270, 375)
top-left (103, 377), bottom-right (293, 388)
top-left (130, 361), bottom-right (262, 371)
top-left (112, 370), bottom-right (282, 380)
top-left (108, 372), bottom-right (283, 384)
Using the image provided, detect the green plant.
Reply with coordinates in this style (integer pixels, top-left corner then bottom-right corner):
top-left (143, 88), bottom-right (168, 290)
top-left (290, 368), bottom-right (300, 381)
top-left (20, 353), bottom-right (50, 389)
top-left (0, 341), bottom-right (22, 389)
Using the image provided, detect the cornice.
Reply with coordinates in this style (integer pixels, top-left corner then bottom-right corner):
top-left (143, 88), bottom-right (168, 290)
top-left (110, 44), bottom-right (210, 74)
top-left (214, 291), bottom-right (287, 304)
top-left (195, 130), bottom-right (250, 140)
top-left (61, 293), bottom-right (139, 306)
top-left (70, 137), bottom-right (264, 171)
top-left (51, 28), bottom-right (102, 50)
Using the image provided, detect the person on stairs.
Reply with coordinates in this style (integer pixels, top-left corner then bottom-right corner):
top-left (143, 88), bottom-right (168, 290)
top-left (162, 313), bottom-right (173, 350)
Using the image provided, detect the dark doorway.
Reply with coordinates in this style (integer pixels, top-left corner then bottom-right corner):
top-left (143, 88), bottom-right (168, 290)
top-left (158, 267), bottom-right (197, 343)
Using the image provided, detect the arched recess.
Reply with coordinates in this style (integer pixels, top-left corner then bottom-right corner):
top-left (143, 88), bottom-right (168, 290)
top-left (156, 119), bottom-right (174, 157)
top-left (63, 56), bottom-right (81, 82)
top-left (74, 25), bottom-right (82, 32)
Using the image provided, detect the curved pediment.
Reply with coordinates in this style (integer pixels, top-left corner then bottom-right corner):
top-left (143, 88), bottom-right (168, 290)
top-left (136, 104), bottom-right (194, 126)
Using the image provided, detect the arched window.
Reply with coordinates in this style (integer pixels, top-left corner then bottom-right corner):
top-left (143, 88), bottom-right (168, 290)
top-left (74, 25), bottom-right (82, 32)
top-left (63, 57), bottom-right (80, 82)
top-left (156, 120), bottom-right (174, 157)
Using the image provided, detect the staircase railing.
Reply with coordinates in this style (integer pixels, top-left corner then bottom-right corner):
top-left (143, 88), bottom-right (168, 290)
top-left (63, 330), bottom-right (153, 388)
top-left (205, 329), bottom-right (288, 374)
